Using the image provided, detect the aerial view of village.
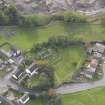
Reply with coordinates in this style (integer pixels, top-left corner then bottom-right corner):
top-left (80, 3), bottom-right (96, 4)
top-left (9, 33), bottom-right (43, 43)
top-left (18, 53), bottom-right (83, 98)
top-left (1, 0), bottom-right (105, 105)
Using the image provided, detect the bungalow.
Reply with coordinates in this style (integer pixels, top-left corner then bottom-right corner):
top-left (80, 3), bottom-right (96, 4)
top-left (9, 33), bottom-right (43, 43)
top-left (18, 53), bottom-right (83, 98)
top-left (12, 70), bottom-right (23, 80)
top-left (18, 94), bottom-right (30, 104)
top-left (25, 63), bottom-right (39, 76)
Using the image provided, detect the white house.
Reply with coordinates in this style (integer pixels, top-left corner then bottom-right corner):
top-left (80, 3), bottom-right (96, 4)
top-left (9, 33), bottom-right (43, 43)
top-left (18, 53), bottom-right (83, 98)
top-left (26, 63), bottom-right (39, 76)
top-left (12, 70), bottom-right (23, 80)
top-left (18, 94), bottom-right (30, 104)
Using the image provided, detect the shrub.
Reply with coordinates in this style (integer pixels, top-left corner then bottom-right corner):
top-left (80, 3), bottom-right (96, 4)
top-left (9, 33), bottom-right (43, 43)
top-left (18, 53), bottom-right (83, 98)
top-left (18, 15), bottom-right (38, 27)
top-left (0, 11), bottom-right (9, 25)
top-left (0, 5), bottom-right (88, 26)
top-left (63, 11), bottom-right (87, 23)
top-left (52, 13), bottom-right (64, 21)
top-left (4, 5), bottom-right (19, 25)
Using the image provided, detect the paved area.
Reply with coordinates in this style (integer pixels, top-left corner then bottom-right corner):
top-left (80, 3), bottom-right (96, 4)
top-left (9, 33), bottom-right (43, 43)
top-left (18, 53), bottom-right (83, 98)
top-left (0, 96), bottom-right (14, 105)
top-left (0, 65), bottom-right (18, 94)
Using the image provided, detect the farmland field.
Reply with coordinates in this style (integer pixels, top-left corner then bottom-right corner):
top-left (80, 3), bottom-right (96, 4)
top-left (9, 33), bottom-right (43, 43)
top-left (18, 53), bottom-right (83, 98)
top-left (62, 87), bottom-right (105, 105)
top-left (0, 22), bottom-right (105, 50)
top-left (49, 46), bottom-right (86, 85)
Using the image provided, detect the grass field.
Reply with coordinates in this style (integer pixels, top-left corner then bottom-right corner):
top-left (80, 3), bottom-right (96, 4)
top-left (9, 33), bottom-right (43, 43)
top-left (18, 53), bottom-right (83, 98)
top-left (62, 87), bottom-right (105, 105)
top-left (0, 22), bottom-right (105, 50)
top-left (0, 22), bottom-right (66, 50)
top-left (50, 46), bottom-right (86, 85)
top-left (26, 46), bottom-right (86, 86)
top-left (70, 24), bottom-right (105, 41)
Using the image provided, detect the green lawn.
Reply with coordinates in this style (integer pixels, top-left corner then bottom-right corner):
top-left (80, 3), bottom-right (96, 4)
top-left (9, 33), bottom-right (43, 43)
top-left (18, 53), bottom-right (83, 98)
top-left (51, 46), bottom-right (86, 85)
top-left (62, 87), bottom-right (105, 105)
top-left (27, 76), bottom-right (40, 88)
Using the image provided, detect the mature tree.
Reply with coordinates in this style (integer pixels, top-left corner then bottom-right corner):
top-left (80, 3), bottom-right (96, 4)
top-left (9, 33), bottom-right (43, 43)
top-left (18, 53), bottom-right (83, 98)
top-left (53, 96), bottom-right (61, 105)
top-left (0, 0), bottom-right (8, 11)
top-left (5, 5), bottom-right (19, 24)
top-left (0, 11), bottom-right (8, 25)
top-left (64, 11), bottom-right (87, 23)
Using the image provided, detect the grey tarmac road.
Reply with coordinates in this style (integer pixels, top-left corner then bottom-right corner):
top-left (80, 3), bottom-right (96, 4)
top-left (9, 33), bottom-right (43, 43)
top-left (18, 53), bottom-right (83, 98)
top-left (55, 64), bottom-right (105, 94)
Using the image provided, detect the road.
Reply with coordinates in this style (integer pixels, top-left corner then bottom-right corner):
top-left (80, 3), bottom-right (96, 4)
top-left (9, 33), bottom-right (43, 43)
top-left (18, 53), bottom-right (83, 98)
top-left (15, 86), bottom-right (41, 96)
top-left (55, 64), bottom-right (105, 94)
top-left (0, 96), bottom-right (14, 105)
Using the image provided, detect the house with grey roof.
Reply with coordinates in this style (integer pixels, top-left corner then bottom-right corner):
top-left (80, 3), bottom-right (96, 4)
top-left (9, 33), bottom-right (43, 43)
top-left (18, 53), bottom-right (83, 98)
top-left (25, 63), bottom-right (39, 77)
top-left (12, 70), bottom-right (24, 80)
top-left (88, 43), bottom-right (105, 59)
top-left (18, 94), bottom-right (30, 104)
